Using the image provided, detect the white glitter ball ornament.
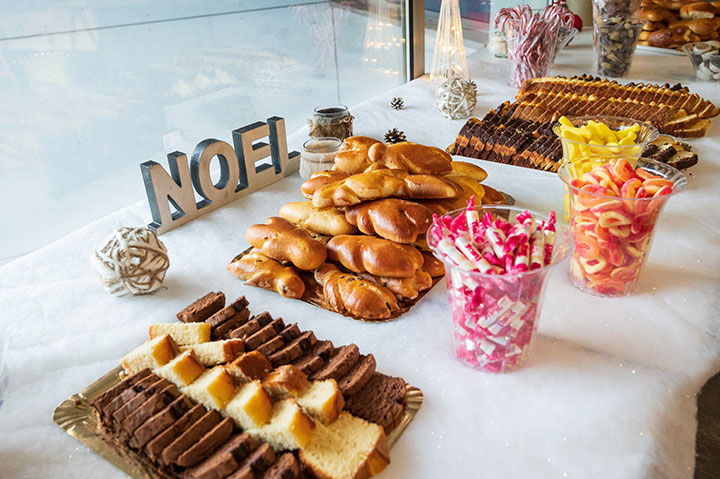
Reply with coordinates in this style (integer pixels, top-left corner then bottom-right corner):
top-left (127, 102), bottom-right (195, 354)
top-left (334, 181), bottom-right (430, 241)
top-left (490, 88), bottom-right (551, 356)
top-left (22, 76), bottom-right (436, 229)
top-left (435, 77), bottom-right (477, 120)
top-left (91, 227), bottom-right (169, 296)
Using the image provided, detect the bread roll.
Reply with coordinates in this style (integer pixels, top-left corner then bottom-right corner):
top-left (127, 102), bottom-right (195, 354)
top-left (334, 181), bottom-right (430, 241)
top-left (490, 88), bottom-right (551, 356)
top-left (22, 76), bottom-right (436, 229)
top-left (449, 161), bottom-right (488, 181)
top-left (480, 184), bottom-right (506, 205)
top-left (309, 169), bottom-right (461, 208)
top-left (669, 18), bottom-right (718, 38)
top-left (301, 170), bottom-right (348, 199)
top-left (444, 174), bottom-right (486, 207)
top-left (246, 217), bottom-right (327, 270)
top-left (680, 2), bottom-right (716, 19)
top-left (334, 138), bottom-right (453, 175)
top-left (422, 251), bottom-right (445, 277)
top-left (344, 198), bottom-right (433, 244)
top-left (314, 264), bottom-right (399, 320)
top-left (638, 5), bottom-right (677, 22)
top-left (639, 30), bottom-right (652, 40)
top-left (227, 250), bottom-right (305, 299)
top-left (642, 20), bottom-right (668, 31)
top-left (366, 142), bottom-right (453, 175)
top-left (279, 201), bottom-right (357, 236)
top-left (326, 235), bottom-right (423, 278)
top-left (332, 136), bottom-right (382, 174)
top-left (360, 268), bottom-right (433, 300)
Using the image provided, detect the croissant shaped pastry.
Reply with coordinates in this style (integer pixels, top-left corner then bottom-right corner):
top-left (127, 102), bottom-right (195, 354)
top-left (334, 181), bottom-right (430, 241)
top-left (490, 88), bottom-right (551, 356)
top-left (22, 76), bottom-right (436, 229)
top-left (246, 217), bottom-right (327, 270)
top-left (300, 170), bottom-right (348, 199)
top-left (315, 264), bottom-right (399, 320)
top-left (326, 235), bottom-right (424, 278)
top-left (308, 169), bottom-right (461, 208)
top-left (360, 267), bottom-right (433, 300)
top-left (227, 250), bottom-right (305, 299)
top-left (344, 198), bottom-right (433, 244)
top-left (279, 201), bottom-right (357, 236)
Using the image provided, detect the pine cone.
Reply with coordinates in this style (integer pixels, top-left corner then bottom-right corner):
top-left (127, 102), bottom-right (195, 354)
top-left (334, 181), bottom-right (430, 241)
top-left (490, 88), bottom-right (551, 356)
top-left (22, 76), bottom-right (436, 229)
top-left (389, 97), bottom-right (404, 110)
top-left (384, 128), bottom-right (406, 144)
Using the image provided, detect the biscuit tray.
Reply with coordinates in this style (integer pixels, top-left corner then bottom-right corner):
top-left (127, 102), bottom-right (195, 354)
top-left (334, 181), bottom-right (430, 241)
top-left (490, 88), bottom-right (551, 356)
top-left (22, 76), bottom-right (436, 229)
top-left (53, 366), bottom-right (423, 479)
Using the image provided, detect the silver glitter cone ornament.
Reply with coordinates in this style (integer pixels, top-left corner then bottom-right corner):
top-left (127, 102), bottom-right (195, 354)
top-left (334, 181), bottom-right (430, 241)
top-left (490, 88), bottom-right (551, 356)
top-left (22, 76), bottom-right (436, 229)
top-left (435, 77), bottom-right (477, 120)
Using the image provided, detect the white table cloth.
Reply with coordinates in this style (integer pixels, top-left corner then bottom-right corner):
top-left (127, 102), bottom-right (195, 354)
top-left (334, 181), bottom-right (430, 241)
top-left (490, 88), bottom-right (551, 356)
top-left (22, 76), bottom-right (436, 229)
top-left (1, 32), bottom-right (719, 479)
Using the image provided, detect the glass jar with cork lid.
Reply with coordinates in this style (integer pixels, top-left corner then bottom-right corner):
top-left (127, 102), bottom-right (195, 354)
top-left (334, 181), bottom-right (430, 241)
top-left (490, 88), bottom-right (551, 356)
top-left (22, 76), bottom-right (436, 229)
top-left (309, 105), bottom-right (354, 141)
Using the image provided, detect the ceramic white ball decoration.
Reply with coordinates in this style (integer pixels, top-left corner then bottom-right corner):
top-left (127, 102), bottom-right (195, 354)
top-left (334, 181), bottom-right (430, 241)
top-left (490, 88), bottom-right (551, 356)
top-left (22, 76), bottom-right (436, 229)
top-left (91, 227), bottom-right (169, 296)
top-left (435, 77), bottom-right (477, 120)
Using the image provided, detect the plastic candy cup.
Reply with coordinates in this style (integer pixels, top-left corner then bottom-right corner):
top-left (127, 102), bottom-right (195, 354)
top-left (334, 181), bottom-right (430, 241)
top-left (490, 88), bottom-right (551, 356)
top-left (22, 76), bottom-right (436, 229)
top-left (558, 157), bottom-right (686, 297)
top-left (428, 206), bottom-right (571, 373)
top-left (553, 115), bottom-right (658, 172)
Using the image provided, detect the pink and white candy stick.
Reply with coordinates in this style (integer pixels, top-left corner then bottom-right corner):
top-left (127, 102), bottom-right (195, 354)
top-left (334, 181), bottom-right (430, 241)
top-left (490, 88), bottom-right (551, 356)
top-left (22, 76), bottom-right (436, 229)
top-left (530, 230), bottom-right (545, 270)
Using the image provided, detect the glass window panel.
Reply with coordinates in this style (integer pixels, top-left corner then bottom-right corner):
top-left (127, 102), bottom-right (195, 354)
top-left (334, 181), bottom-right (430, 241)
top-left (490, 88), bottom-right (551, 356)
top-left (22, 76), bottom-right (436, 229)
top-left (0, 1), bottom-right (406, 265)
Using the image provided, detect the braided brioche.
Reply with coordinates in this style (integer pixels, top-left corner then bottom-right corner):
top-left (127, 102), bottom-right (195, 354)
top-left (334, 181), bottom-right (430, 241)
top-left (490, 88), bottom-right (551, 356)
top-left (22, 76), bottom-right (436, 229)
top-left (332, 136), bottom-right (382, 174)
top-left (279, 201), bottom-right (357, 236)
top-left (344, 198), bottom-right (433, 244)
top-left (326, 235), bottom-right (423, 278)
top-left (227, 250), bottom-right (305, 299)
top-left (333, 137), bottom-right (453, 176)
top-left (246, 217), bottom-right (327, 271)
top-left (308, 169), bottom-right (461, 208)
top-left (314, 264), bottom-right (399, 320)
top-left (360, 267), bottom-right (433, 300)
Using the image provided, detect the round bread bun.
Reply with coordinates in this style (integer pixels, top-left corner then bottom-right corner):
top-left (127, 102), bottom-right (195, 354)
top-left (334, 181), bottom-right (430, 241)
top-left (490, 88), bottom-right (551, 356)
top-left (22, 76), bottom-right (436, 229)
top-left (638, 40), bottom-right (651, 45)
top-left (638, 5), bottom-right (677, 22)
top-left (639, 30), bottom-right (652, 40)
top-left (670, 18), bottom-right (718, 38)
top-left (711, 1), bottom-right (720, 9)
top-left (679, 2), bottom-right (716, 19)
top-left (658, 0), bottom-right (695, 11)
top-left (643, 20), bottom-right (669, 31)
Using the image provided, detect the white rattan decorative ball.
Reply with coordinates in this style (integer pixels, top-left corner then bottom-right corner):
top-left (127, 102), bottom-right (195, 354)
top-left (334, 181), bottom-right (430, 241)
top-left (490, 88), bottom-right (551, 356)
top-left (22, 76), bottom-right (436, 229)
top-left (435, 78), bottom-right (477, 120)
top-left (91, 227), bottom-right (169, 296)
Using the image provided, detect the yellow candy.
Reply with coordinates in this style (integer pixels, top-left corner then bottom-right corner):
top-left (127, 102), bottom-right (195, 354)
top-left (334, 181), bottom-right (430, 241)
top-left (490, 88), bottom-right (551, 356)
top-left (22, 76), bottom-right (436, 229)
top-left (558, 116), bottom-right (574, 127)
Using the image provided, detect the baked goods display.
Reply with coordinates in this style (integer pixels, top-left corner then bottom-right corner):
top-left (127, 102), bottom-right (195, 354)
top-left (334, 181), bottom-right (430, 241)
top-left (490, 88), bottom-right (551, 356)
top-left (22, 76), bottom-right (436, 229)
top-left (448, 75), bottom-right (717, 172)
top-left (68, 293), bottom-right (418, 479)
top-left (638, 0), bottom-right (720, 50)
top-left (229, 135), bottom-right (510, 321)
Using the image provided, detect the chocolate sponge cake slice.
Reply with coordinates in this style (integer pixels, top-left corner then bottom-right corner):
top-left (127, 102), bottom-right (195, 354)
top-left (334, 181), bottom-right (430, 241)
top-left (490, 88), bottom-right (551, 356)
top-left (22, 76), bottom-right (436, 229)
top-left (310, 344), bottom-right (359, 382)
top-left (337, 354), bottom-right (376, 396)
top-left (345, 373), bottom-right (407, 431)
top-left (177, 292), bottom-right (226, 323)
top-left (205, 296), bottom-right (249, 329)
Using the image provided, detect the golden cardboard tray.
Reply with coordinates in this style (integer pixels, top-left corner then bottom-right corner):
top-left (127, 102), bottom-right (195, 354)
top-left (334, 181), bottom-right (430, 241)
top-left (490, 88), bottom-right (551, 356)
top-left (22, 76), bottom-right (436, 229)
top-left (228, 191), bottom-right (514, 323)
top-left (53, 366), bottom-right (423, 478)
top-left (230, 247), bottom-right (445, 323)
